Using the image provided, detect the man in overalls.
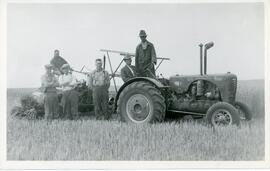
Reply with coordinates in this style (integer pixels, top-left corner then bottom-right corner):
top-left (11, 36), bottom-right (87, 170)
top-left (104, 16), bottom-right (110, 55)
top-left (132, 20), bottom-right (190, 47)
top-left (135, 30), bottom-right (157, 78)
top-left (88, 59), bottom-right (110, 120)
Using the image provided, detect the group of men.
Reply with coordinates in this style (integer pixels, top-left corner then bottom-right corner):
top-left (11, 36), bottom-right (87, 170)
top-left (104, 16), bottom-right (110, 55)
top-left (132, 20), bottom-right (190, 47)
top-left (121, 30), bottom-right (157, 82)
top-left (41, 30), bottom-right (157, 120)
top-left (41, 51), bottom-right (79, 120)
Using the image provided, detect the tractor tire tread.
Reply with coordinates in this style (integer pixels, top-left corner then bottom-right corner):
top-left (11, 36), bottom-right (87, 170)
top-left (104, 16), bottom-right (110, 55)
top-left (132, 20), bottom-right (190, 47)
top-left (117, 81), bottom-right (166, 123)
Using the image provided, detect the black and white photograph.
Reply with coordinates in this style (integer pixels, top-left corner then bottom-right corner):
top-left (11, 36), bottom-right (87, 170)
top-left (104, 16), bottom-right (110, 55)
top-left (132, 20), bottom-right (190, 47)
top-left (0, 0), bottom-right (269, 169)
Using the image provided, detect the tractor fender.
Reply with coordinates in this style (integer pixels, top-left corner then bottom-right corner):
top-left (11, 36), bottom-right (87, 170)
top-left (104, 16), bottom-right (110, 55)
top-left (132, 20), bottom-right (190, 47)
top-left (114, 77), bottom-right (167, 111)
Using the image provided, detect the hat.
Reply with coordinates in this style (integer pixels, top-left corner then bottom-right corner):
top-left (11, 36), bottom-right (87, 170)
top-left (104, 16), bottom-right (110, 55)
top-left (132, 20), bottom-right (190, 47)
top-left (61, 64), bottom-right (70, 70)
top-left (45, 64), bottom-right (53, 69)
top-left (139, 30), bottom-right (147, 37)
top-left (123, 55), bottom-right (132, 60)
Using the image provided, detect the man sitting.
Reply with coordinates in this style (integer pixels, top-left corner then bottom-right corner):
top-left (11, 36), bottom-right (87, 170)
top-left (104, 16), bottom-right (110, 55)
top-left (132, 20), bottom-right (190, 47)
top-left (50, 49), bottom-right (68, 75)
top-left (121, 55), bottom-right (136, 82)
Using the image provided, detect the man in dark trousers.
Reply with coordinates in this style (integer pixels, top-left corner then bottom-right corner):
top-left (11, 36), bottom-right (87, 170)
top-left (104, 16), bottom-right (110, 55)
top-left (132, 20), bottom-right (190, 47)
top-left (50, 49), bottom-right (68, 75)
top-left (120, 55), bottom-right (136, 82)
top-left (88, 59), bottom-right (110, 120)
top-left (41, 64), bottom-right (59, 120)
top-left (135, 30), bottom-right (157, 78)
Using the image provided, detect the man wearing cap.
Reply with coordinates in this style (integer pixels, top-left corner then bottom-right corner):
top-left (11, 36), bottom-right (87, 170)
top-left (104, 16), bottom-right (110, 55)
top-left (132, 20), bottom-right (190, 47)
top-left (59, 64), bottom-right (79, 119)
top-left (50, 49), bottom-right (68, 75)
top-left (88, 59), bottom-right (110, 120)
top-left (41, 64), bottom-right (59, 120)
top-left (135, 30), bottom-right (157, 78)
top-left (121, 55), bottom-right (136, 82)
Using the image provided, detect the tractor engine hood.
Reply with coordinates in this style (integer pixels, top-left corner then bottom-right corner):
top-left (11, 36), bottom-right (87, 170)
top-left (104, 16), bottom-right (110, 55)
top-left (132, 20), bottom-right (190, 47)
top-left (169, 73), bottom-right (237, 103)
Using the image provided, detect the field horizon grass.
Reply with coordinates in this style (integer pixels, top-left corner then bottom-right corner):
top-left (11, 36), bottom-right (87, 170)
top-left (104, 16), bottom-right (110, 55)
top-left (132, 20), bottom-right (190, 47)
top-left (7, 118), bottom-right (264, 160)
top-left (6, 79), bottom-right (265, 160)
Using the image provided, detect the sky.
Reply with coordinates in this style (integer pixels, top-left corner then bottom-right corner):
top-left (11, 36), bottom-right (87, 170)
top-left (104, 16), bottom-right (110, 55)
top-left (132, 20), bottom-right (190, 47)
top-left (7, 3), bottom-right (264, 88)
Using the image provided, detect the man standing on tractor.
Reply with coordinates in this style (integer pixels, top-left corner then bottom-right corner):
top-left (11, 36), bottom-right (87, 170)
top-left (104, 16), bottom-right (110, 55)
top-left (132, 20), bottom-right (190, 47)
top-left (135, 30), bottom-right (157, 78)
top-left (88, 58), bottom-right (111, 120)
top-left (59, 64), bottom-right (79, 120)
top-left (50, 49), bottom-right (68, 76)
top-left (121, 55), bottom-right (136, 82)
top-left (41, 64), bottom-right (59, 120)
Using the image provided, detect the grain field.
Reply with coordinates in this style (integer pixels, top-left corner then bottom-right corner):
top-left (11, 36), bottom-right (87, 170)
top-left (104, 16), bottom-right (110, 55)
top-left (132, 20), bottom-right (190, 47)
top-left (6, 80), bottom-right (265, 160)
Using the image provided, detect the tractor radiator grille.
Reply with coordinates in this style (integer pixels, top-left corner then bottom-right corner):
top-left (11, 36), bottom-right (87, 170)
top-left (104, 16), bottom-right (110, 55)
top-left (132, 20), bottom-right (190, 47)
top-left (230, 78), bottom-right (237, 102)
top-left (232, 78), bottom-right (237, 92)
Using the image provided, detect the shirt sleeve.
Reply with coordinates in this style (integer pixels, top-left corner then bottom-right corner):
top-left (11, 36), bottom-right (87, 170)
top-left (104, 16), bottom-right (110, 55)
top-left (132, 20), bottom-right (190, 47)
top-left (53, 76), bottom-right (59, 87)
top-left (50, 76), bottom-right (58, 87)
top-left (58, 75), bottom-right (63, 86)
top-left (69, 74), bottom-right (77, 86)
top-left (58, 74), bottom-right (75, 86)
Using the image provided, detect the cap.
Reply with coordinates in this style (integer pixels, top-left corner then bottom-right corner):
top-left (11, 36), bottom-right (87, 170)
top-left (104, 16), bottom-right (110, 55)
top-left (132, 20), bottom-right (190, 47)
top-left (61, 64), bottom-right (70, 70)
top-left (139, 30), bottom-right (147, 37)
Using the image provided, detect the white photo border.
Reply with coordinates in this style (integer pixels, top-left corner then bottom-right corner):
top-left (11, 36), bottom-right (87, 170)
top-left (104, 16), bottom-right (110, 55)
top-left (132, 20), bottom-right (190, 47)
top-left (1, 0), bottom-right (269, 169)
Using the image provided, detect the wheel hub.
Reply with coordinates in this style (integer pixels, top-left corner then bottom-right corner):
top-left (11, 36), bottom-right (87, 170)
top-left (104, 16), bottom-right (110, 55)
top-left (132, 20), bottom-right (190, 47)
top-left (133, 104), bottom-right (142, 113)
top-left (212, 109), bottom-right (232, 126)
top-left (126, 94), bottom-right (152, 123)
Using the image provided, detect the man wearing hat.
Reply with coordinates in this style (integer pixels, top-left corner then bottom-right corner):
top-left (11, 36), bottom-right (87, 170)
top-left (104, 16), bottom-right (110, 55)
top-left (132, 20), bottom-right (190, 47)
top-left (41, 64), bottom-right (59, 120)
top-left (58, 64), bottom-right (79, 119)
top-left (88, 58), bottom-right (110, 120)
top-left (135, 30), bottom-right (157, 78)
top-left (121, 55), bottom-right (136, 82)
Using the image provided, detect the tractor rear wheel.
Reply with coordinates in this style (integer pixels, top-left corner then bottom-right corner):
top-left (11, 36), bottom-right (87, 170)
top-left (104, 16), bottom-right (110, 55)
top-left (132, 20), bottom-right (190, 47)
top-left (117, 81), bottom-right (166, 123)
top-left (206, 102), bottom-right (240, 127)
top-left (234, 101), bottom-right (252, 121)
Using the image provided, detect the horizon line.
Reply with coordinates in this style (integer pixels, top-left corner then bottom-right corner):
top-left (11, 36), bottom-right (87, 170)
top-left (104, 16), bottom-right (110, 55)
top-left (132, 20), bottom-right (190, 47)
top-left (6, 78), bottom-right (265, 89)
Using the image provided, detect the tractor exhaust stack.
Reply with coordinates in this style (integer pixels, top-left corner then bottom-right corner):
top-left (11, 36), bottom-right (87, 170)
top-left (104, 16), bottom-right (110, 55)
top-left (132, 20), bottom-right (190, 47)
top-left (199, 43), bottom-right (203, 75)
top-left (204, 42), bottom-right (214, 75)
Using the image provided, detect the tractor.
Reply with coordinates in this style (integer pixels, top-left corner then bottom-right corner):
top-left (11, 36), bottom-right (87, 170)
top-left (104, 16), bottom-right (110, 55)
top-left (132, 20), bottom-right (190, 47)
top-left (102, 42), bottom-right (252, 126)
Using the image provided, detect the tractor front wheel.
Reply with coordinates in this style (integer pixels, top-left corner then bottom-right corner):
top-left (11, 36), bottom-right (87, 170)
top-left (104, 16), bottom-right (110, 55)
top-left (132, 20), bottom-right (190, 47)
top-left (117, 81), bottom-right (166, 124)
top-left (234, 101), bottom-right (252, 121)
top-left (206, 102), bottom-right (240, 127)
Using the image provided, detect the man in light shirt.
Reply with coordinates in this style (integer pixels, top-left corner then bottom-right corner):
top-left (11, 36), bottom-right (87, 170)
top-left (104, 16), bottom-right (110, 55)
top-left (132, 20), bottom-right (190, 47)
top-left (88, 59), bottom-right (110, 120)
top-left (59, 64), bottom-right (79, 119)
top-left (121, 55), bottom-right (136, 82)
